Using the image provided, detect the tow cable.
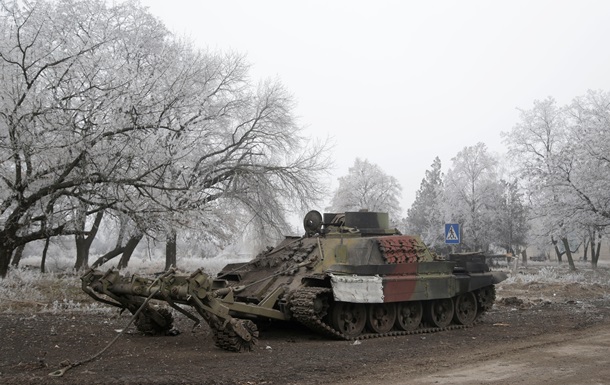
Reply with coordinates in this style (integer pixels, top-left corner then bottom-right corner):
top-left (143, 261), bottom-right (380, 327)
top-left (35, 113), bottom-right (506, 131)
top-left (48, 275), bottom-right (164, 377)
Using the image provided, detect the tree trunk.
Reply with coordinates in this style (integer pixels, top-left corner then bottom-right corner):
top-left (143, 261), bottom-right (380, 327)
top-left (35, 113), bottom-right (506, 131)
top-left (10, 244), bottom-right (25, 267)
top-left (73, 211), bottom-right (104, 271)
top-left (0, 234), bottom-right (17, 278)
top-left (553, 244), bottom-right (563, 263)
top-left (74, 236), bottom-right (89, 271)
top-left (589, 229), bottom-right (597, 268)
top-left (594, 242), bottom-right (601, 268)
top-left (165, 229), bottom-right (177, 271)
top-left (582, 235), bottom-right (589, 262)
top-left (117, 234), bottom-right (143, 269)
top-left (561, 237), bottom-right (577, 271)
top-left (551, 236), bottom-right (563, 263)
top-left (40, 238), bottom-right (50, 273)
top-left (91, 246), bottom-right (126, 269)
top-left (592, 231), bottom-right (602, 269)
top-left (0, 247), bottom-right (12, 279)
top-left (521, 249), bottom-right (528, 265)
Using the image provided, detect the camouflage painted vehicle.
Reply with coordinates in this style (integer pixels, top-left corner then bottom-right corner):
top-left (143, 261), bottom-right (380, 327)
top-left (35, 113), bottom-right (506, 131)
top-left (82, 210), bottom-right (507, 352)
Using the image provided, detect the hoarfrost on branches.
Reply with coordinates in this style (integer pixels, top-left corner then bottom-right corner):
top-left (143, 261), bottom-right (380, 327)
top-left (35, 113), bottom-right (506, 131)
top-left (327, 158), bottom-right (402, 224)
top-left (0, 0), bottom-right (330, 277)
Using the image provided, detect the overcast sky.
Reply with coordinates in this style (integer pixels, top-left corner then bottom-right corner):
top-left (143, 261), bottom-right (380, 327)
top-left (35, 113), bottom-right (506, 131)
top-left (141, 0), bottom-right (610, 216)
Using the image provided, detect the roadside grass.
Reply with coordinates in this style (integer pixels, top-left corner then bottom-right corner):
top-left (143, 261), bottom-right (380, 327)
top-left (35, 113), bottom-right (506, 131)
top-left (497, 261), bottom-right (610, 303)
top-left (505, 261), bottom-right (610, 286)
top-left (0, 254), bottom-right (250, 313)
top-left (0, 269), bottom-right (100, 313)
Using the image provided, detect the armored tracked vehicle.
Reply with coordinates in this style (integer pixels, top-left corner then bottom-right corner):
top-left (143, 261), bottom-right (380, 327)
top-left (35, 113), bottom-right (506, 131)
top-left (82, 211), bottom-right (507, 352)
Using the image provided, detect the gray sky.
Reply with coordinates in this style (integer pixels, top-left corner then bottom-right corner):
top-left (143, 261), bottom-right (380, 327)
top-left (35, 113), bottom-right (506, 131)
top-left (141, 0), bottom-right (610, 215)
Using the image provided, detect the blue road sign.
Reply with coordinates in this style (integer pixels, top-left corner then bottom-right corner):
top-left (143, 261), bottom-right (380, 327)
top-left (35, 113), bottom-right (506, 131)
top-left (445, 223), bottom-right (460, 244)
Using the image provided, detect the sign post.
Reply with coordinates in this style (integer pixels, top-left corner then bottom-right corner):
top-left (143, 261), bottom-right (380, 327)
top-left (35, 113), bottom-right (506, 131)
top-left (444, 223), bottom-right (460, 245)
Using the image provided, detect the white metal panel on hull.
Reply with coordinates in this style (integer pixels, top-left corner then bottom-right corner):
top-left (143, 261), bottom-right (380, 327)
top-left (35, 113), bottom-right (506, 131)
top-left (329, 274), bottom-right (384, 303)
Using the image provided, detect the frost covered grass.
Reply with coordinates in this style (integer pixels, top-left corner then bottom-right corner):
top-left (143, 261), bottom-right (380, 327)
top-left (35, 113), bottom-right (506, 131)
top-left (498, 263), bottom-right (610, 303)
top-left (117, 253), bottom-right (251, 277)
top-left (0, 268), bottom-right (109, 314)
top-left (505, 263), bottom-right (610, 286)
top-left (0, 253), bottom-right (252, 314)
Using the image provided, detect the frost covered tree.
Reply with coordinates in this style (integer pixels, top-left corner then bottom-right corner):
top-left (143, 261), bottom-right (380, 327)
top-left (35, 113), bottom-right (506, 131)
top-left (119, 72), bottom-right (329, 270)
top-left (328, 158), bottom-right (402, 223)
top-left (444, 143), bottom-right (498, 251)
top-left (0, 0), bottom-right (328, 277)
top-left (0, 0), bottom-right (152, 276)
top-left (404, 157), bottom-right (445, 250)
top-left (503, 93), bottom-right (610, 269)
top-left (503, 97), bottom-right (573, 267)
top-left (565, 90), bottom-right (610, 225)
top-left (488, 179), bottom-right (529, 256)
top-left (558, 90), bottom-right (610, 267)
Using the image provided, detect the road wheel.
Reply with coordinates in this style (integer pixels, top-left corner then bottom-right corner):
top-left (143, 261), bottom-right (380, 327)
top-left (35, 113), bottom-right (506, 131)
top-left (395, 301), bottom-right (423, 331)
top-left (331, 302), bottom-right (366, 338)
top-left (453, 292), bottom-right (478, 325)
top-left (366, 303), bottom-right (396, 334)
top-left (425, 298), bottom-right (454, 328)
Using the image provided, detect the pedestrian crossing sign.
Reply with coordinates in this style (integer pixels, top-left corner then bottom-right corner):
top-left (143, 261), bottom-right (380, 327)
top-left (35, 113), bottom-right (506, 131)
top-left (445, 223), bottom-right (460, 244)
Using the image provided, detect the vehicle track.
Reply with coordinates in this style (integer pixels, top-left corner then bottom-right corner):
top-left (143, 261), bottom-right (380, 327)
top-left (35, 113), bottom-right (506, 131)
top-left (289, 286), bottom-right (497, 341)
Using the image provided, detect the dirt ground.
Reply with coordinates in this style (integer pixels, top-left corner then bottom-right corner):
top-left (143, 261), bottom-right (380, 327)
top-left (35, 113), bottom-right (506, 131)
top-left (2, 267), bottom-right (610, 385)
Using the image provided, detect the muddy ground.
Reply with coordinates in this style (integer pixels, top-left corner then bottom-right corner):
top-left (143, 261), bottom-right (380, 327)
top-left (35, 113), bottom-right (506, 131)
top-left (2, 267), bottom-right (610, 385)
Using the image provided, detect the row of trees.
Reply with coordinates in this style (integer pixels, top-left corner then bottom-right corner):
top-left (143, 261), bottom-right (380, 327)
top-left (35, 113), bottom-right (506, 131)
top-left (404, 148), bottom-right (528, 257)
top-left (327, 150), bottom-right (529, 257)
top-left (0, 0), bottom-right (329, 277)
top-left (329, 91), bottom-right (610, 270)
top-left (504, 91), bottom-right (610, 269)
